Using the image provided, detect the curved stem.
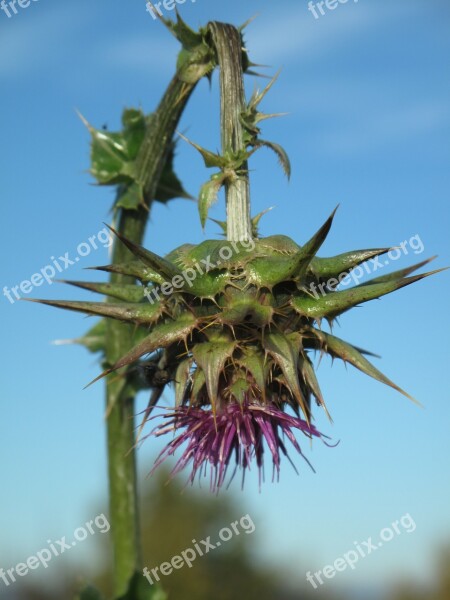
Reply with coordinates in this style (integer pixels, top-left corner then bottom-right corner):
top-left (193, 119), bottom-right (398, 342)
top-left (105, 74), bottom-right (196, 597)
top-left (208, 22), bottom-right (252, 242)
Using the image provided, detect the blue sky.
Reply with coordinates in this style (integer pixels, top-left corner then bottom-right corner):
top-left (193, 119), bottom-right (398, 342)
top-left (1, 0), bottom-right (449, 596)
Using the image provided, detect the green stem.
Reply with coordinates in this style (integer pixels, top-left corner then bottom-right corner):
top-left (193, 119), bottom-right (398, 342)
top-left (105, 74), bottom-right (196, 597)
top-left (208, 22), bottom-right (252, 242)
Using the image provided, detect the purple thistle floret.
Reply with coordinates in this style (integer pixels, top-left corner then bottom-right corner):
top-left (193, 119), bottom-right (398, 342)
top-left (148, 401), bottom-right (330, 492)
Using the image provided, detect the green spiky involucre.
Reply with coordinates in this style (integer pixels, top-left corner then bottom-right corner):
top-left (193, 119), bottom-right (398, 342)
top-left (33, 214), bottom-right (440, 427)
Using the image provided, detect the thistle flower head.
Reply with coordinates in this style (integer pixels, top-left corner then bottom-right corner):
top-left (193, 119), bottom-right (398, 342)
top-left (30, 211), bottom-right (442, 490)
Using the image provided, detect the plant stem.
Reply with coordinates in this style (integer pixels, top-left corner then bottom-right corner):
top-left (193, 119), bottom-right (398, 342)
top-left (208, 22), bottom-right (252, 242)
top-left (105, 74), bottom-right (196, 597)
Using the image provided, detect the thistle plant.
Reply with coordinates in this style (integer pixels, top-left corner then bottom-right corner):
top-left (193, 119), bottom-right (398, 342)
top-left (30, 12), bottom-right (443, 597)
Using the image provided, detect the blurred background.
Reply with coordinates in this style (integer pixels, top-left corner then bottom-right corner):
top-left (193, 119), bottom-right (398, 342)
top-left (0, 0), bottom-right (449, 598)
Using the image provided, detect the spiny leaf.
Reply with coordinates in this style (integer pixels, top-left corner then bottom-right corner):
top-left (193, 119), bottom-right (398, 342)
top-left (193, 239), bottom-right (255, 268)
top-left (79, 109), bottom-right (145, 186)
top-left (25, 298), bottom-right (163, 326)
top-left (178, 133), bottom-right (226, 168)
top-left (307, 328), bottom-right (419, 405)
top-left (219, 295), bottom-right (273, 327)
top-left (350, 345), bottom-right (381, 358)
top-left (310, 248), bottom-right (391, 279)
top-left (175, 358), bottom-right (192, 407)
top-left (168, 9), bottom-right (203, 48)
top-left (87, 313), bottom-right (197, 387)
top-left (299, 355), bottom-right (331, 420)
top-left (292, 268), bottom-right (445, 319)
top-left (192, 340), bottom-right (237, 416)
top-left (248, 256), bottom-right (308, 288)
top-left (293, 207), bottom-right (339, 280)
top-left (246, 254), bottom-right (303, 288)
top-left (238, 14), bottom-right (259, 33)
top-left (239, 25), bottom-right (268, 78)
top-left (251, 207), bottom-right (274, 237)
top-left (191, 368), bottom-right (206, 401)
top-left (359, 256), bottom-right (437, 286)
top-left (245, 69), bottom-right (272, 79)
top-left (246, 237), bottom-right (303, 287)
top-left (88, 261), bottom-right (164, 285)
top-left (302, 336), bottom-right (380, 358)
top-left (106, 225), bottom-right (182, 281)
top-left (62, 281), bottom-right (147, 303)
top-left (229, 375), bottom-right (251, 404)
top-left (187, 271), bottom-right (231, 299)
top-left (236, 347), bottom-right (268, 399)
top-left (210, 217), bottom-right (227, 236)
top-left (252, 139), bottom-right (291, 179)
top-left (165, 243), bottom-right (196, 267)
top-left (81, 110), bottom-right (190, 210)
top-left (263, 332), bottom-right (310, 421)
top-left (248, 71), bottom-right (281, 111)
top-left (256, 235), bottom-right (300, 255)
top-left (121, 108), bottom-right (147, 154)
top-left (248, 210), bottom-right (337, 287)
top-left (255, 111), bottom-right (289, 125)
top-left (199, 172), bottom-right (227, 227)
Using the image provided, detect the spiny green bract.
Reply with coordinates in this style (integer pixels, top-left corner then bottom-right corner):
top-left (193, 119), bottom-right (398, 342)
top-left (31, 209), bottom-right (441, 426)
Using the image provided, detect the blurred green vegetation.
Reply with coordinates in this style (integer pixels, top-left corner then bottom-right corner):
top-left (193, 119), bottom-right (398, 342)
top-left (5, 472), bottom-right (450, 600)
top-left (95, 468), bottom-right (321, 600)
top-left (390, 549), bottom-right (450, 600)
